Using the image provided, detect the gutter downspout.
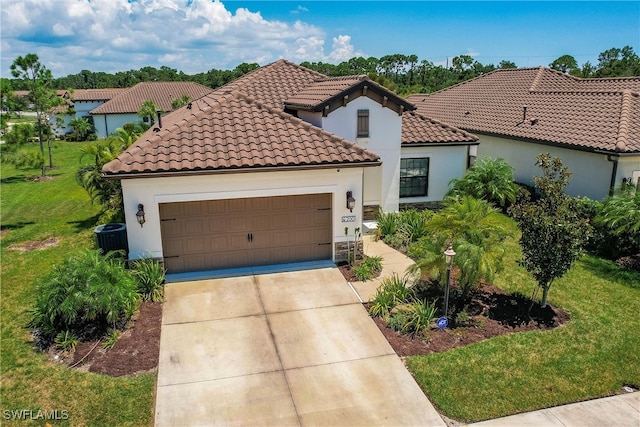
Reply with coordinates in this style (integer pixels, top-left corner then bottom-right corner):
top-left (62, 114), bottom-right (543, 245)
top-left (606, 154), bottom-right (619, 196)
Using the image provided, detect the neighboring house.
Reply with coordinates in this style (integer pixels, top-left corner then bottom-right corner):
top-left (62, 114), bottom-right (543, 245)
top-left (408, 67), bottom-right (640, 200)
top-left (103, 60), bottom-right (477, 274)
top-left (89, 82), bottom-right (213, 138)
top-left (72, 88), bottom-right (127, 132)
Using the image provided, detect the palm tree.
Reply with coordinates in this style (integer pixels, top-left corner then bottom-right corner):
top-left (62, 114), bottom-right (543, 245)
top-left (448, 157), bottom-right (517, 210)
top-left (137, 99), bottom-right (160, 124)
top-left (171, 94), bottom-right (191, 109)
top-left (408, 196), bottom-right (513, 298)
top-left (68, 117), bottom-right (93, 141)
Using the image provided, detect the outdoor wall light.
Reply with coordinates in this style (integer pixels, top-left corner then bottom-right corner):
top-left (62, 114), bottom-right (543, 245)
top-left (136, 204), bottom-right (146, 228)
top-left (346, 191), bottom-right (356, 212)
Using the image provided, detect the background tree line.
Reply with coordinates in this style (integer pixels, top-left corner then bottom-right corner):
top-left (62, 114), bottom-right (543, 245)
top-left (3, 45), bottom-right (639, 96)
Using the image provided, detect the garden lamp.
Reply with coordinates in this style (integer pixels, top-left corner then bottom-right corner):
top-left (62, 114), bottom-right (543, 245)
top-left (346, 191), bottom-right (356, 212)
top-left (443, 245), bottom-right (456, 321)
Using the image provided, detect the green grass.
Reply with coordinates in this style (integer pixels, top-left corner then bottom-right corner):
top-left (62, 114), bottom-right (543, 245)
top-left (406, 216), bottom-right (640, 423)
top-left (1, 142), bottom-right (155, 426)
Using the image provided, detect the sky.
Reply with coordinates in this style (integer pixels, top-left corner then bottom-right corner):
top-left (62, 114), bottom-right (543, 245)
top-left (1, 0), bottom-right (638, 78)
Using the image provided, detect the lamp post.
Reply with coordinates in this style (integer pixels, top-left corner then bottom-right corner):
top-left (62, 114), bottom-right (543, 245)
top-left (443, 245), bottom-right (456, 320)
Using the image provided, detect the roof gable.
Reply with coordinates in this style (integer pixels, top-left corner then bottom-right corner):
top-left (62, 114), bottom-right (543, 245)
top-left (408, 67), bottom-right (640, 153)
top-left (90, 82), bottom-right (213, 115)
top-left (284, 75), bottom-right (415, 116)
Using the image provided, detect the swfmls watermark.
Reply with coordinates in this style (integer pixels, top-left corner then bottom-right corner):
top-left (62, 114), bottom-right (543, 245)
top-left (3, 409), bottom-right (69, 421)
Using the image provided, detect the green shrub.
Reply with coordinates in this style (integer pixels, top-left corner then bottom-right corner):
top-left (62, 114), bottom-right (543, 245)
top-left (398, 209), bottom-right (433, 242)
top-left (402, 299), bottom-right (438, 336)
top-left (30, 249), bottom-right (139, 339)
top-left (382, 233), bottom-right (407, 250)
top-left (380, 273), bottom-right (413, 302)
top-left (132, 258), bottom-right (166, 302)
top-left (376, 209), bottom-right (398, 239)
top-left (368, 288), bottom-right (397, 319)
top-left (102, 329), bottom-right (120, 350)
top-left (54, 331), bottom-right (78, 352)
top-left (388, 311), bottom-right (408, 332)
top-left (352, 256), bottom-right (383, 282)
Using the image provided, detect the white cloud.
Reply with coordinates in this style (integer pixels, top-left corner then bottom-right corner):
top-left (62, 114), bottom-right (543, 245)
top-left (0, 0), bottom-right (361, 76)
top-left (291, 5), bottom-right (309, 14)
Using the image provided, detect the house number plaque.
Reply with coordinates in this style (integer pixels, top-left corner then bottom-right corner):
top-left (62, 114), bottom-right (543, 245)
top-left (341, 215), bottom-right (356, 223)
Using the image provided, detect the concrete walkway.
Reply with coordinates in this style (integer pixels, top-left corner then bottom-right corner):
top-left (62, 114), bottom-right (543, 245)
top-left (351, 235), bottom-right (640, 427)
top-left (155, 265), bottom-right (445, 426)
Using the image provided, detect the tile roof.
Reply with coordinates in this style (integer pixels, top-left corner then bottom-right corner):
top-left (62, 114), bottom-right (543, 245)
top-left (90, 82), bottom-right (213, 114)
top-left (407, 67), bottom-right (640, 153)
top-left (103, 59), bottom-right (473, 177)
top-left (401, 111), bottom-right (478, 145)
top-left (72, 88), bottom-right (126, 101)
top-left (102, 90), bottom-right (380, 177)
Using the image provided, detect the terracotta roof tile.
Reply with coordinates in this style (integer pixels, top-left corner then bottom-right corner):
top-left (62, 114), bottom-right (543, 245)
top-left (102, 90), bottom-right (380, 177)
top-left (402, 111), bottom-right (478, 145)
top-left (91, 82), bottom-right (213, 114)
top-left (408, 67), bottom-right (640, 153)
top-left (72, 88), bottom-right (126, 101)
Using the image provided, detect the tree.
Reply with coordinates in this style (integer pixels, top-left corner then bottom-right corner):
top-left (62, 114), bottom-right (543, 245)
top-left (10, 53), bottom-right (59, 176)
top-left (77, 123), bottom-right (142, 223)
top-left (170, 94), bottom-right (191, 110)
top-left (596, 46), bottom-right (640, 77)
top-left (509, 153), bottom-right (592, 308)
top-left (549, 55), bottom-right (578, 74)
top-left (498, 60), bottom-right (517, 69)
top-left (409, 196), bottom-right (512, 300)
top-left (594, 187), bottom-right (640, 256)
top-left (137, 99), bottom-right (160, 124)
top-left (1, 78), bottom-right (13, 114)
top-left (68, 117), bottom-right (93, 141)
top-left (448, 158), bottom-right (517, 210)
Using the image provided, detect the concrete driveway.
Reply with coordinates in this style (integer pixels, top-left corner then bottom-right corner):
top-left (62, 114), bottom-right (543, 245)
top-left (154, 266), bottom-right (445, 426)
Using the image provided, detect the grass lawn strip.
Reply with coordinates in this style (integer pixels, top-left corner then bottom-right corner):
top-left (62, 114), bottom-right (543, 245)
top-left (1, 141), bottom-right (155, 426)
top-left (405, 232), bottom-right (640, 423)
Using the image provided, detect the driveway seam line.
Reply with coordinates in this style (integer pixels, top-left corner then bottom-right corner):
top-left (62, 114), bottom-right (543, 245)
top-left (156, 368), bottom-right (287, 388)
top-left (282, 352), bottom-right (398, 372)
top-left (264, 301), bottom-right (364, 315)
top-left (252, 273), bottom-right (303, 427)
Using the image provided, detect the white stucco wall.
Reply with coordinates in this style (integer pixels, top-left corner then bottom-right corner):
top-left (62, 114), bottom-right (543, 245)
top-left (617, 156), bottom-right (640, 189)
top-left (93, 114), bottom-right (140, 139)
top-left (400, 145), bottom-right (469, 203)
top-left (476, 134), bottom-right (636, 200)
top-left (120, 167), bottom-right (366, 261)
top-left (75, 100), bottom-right (105, 118)
top-left (320, 97), bottom-right (402, 212)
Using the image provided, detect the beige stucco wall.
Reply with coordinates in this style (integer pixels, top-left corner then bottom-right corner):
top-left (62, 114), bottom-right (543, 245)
top-left (121, 167), bottom-right (366, 261)
top-left (476, 134), bottom-right (639, 200)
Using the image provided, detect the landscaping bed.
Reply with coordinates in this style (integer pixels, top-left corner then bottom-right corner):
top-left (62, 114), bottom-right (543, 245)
top-left (368, 282), bottom-right (570, 357)
top-left (68, 301), bottom-right (162, 376)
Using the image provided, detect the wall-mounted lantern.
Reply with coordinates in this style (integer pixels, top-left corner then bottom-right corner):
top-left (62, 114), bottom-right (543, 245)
top-left (136, 204), bottom-right (146, 227)
top-left (346, 191), bottom-right (356, 212)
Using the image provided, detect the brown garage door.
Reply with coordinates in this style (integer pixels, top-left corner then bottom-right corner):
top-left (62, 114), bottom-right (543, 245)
top-left (159, 194), bottom-right (332, 273)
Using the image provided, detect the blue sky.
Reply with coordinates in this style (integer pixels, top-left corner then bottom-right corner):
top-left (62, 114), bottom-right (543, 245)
top-left (1, 0), bottom-right (638, 77)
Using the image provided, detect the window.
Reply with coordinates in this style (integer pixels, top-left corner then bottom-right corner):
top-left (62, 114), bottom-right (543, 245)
top-left (357, 109), bottom-right (369, 138)
top-left (400, 158), bottom-right (429, 197)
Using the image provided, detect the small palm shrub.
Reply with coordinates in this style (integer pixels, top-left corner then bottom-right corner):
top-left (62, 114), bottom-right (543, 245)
top-left (352, 256), bottom-right (383, 282)
top-left (388, 311), bottom-right (408, 332)
top-left (132, 258), bottom-right (166, 302)
top-left (448, 157), bottom-right (517, 210)
top-left (30, 249), bottom-right (139, 339)
top-left (103, 329), bottom-right (120, 350)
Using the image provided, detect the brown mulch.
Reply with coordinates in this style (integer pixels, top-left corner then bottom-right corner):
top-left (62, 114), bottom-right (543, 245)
top-left (68, 301), bottom-right (162, 376)
top-left (369, 283), bottom-right (571, 357)
top-left (337, 260), bottom-right (382, 282)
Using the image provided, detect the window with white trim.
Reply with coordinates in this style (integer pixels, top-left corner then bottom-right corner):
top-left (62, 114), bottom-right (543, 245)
top-left (400, 158), bottom-right (429, 197)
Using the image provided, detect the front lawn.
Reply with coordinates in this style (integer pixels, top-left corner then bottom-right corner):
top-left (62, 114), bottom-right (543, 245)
top-left (1, 141), bottom-right (155, 426)
top-left (406, 232), bottom-right (640, 422)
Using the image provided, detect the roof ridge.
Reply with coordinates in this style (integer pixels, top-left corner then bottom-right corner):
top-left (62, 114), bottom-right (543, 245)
top-left (616, 90), bottom-right (636, 152)
top-left (528, 66), bottom-right (546, 92)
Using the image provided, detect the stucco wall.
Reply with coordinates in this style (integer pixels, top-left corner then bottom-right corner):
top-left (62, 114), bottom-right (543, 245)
top-left (320, 97), bottom-right (402, 213)
top-left (400, 145), bottom-right (469, 203)
top-left (121, 167), bottom-right (366, 261)
top-left (93, 114), bottom-right (140, 139)
top-left (476, 134), bottom-right (636, 200)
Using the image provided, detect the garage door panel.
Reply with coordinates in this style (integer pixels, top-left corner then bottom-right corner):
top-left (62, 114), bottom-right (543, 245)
top-left (160, 194), bottom-right (332, 274)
